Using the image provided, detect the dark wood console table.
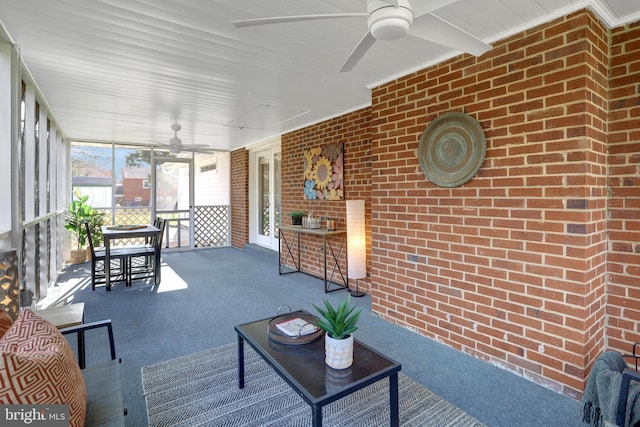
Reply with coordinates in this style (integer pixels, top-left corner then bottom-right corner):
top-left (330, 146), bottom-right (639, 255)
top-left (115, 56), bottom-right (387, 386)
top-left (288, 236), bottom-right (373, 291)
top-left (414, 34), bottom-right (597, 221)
top-left (278, 225), bottom-right (348, 293)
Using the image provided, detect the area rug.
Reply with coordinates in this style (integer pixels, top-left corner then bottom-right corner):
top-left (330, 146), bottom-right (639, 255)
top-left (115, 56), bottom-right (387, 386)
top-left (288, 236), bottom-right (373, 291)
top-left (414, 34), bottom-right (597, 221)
top-left (142, 342), bottom-right (486, 427)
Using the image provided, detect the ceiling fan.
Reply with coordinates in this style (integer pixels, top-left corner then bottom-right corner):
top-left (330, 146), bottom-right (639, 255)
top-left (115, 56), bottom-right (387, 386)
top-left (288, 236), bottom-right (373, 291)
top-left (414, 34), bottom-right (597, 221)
top-left (154, 124), bottom-right (217, 154)
top-left (231, 0), bottom-right (491, 72)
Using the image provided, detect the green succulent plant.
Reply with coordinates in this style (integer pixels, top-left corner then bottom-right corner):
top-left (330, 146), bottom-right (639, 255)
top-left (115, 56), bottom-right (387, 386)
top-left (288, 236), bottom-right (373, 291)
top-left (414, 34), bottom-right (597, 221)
top-left (313, 296), bottom-right (362, 340)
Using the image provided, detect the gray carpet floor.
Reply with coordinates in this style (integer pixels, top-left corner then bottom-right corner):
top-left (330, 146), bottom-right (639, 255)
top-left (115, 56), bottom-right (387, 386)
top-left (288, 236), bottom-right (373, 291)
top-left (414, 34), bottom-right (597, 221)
top-left (50, 245), bottom-right (587, 427)
top-left (142, 343), bottom-right (487, 426)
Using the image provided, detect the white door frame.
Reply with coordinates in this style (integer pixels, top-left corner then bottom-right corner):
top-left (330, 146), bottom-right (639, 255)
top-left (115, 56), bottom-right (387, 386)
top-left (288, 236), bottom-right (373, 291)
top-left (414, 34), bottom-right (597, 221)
top-left (151, 155), bottom-right (195, 250)
top-left (248, 137), bottom-right (281, 251)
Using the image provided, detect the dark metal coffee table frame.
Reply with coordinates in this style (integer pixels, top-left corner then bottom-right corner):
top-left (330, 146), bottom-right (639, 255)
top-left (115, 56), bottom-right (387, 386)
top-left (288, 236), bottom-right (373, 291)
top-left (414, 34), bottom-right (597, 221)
top-left (235, 311), bottom-right (401, 427)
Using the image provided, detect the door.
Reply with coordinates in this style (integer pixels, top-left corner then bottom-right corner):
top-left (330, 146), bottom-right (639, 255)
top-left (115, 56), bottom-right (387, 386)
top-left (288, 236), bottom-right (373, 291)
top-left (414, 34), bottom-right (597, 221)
top-left (152, 157), bottom-right (194, 249)
top-left (251, 145), bottom-right (281, 250)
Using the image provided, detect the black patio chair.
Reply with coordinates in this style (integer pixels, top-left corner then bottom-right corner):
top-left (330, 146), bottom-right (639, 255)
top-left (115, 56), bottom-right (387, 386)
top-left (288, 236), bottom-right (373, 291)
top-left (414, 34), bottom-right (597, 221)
top-left (126, 218), bottom-right (166, 285)
top-left (616, 344), bottom-right (640, 426)
top-left (85, 222), bottom-right (130, 290)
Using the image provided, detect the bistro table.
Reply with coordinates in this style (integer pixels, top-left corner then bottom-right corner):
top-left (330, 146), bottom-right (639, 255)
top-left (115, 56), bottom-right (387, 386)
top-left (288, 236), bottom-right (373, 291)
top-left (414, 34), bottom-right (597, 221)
top-left (101, 224), bottom-right (161, 291)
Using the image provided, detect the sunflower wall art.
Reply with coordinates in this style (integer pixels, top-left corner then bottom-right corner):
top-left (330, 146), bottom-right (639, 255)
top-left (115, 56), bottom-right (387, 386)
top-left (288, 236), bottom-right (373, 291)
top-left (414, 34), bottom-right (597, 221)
top-left (303, 143), bottom-right (344, 200)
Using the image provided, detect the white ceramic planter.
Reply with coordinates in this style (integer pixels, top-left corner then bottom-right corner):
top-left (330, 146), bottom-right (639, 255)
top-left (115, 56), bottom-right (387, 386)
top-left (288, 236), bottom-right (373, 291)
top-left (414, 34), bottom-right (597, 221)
top-left (324, 334), bottom-right (354, 369)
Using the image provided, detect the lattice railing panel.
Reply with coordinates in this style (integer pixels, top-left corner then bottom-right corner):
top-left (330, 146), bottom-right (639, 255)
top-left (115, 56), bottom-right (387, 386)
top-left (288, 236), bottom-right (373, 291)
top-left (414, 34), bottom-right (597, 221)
top-left (99, 208), bottom-right (152, 246)
top-left (194, 206), bottom-right (229, 247)
top-left (95, 207), bottom-right (228, 248)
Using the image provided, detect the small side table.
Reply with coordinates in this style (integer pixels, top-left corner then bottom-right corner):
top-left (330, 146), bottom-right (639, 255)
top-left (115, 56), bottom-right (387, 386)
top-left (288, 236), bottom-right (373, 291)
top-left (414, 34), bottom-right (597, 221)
top-left (38, 303), bottom-right (86, 368)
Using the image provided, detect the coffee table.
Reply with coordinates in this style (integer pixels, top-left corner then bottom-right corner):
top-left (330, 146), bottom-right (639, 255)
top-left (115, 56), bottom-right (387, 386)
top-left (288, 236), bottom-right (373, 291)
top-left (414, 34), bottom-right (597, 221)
top-left (235, 311), bottom-right (401, 427)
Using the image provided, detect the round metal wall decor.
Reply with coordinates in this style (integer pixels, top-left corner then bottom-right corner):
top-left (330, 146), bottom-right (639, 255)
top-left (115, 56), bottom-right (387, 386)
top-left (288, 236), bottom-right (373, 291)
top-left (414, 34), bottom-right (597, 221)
top-left (418, 112), bottom-right (486, 188)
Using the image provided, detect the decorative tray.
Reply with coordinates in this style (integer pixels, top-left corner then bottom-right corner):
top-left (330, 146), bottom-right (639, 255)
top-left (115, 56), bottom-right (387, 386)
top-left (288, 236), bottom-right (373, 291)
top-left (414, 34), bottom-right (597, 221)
top-left (268, 311), bottom-right (324, 346)
top-left (106, 224), bottom-right (147, 230)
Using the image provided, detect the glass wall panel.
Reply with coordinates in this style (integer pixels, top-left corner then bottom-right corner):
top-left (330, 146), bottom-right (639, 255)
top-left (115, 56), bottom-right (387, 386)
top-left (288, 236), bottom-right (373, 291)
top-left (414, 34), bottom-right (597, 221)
top-left (70, 142), bottom-right (113, 209)
top-left (274, 152), bottom-right (281, 238)
top-left (70, 142), bottom-right (231, 249)
top-left (258, 155), bottom-right (270, 237)
top-left (117, 146), bottom-right (152, 208)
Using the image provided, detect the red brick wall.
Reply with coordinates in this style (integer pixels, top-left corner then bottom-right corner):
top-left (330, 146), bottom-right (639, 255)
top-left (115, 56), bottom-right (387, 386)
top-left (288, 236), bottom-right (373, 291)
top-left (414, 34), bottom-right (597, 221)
top-left (369, 10), bottom-right (610, 398)
top-left (230, 148), bottom-right (249, 249)
top-left (281, 109), bottom-right (372, 290)
top-left (607, 22), bottom-right (640, 354)
top-left (233, 9), bottom-right (640, 399)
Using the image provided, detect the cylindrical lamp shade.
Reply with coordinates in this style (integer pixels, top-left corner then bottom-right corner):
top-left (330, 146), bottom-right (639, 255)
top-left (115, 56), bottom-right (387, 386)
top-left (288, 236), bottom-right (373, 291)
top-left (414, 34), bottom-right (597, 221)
top-left (346, 200), bottom-right (366, 280)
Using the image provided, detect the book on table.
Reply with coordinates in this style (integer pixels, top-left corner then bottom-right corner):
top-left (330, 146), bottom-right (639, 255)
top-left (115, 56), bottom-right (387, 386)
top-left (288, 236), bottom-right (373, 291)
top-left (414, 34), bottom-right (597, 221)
top-left (276, 317), bottom-right (318, 337)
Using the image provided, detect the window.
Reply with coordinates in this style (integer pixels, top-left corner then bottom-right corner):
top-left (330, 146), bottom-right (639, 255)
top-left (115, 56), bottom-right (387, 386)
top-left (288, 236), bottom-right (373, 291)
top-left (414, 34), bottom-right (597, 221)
top-left (143, 179), bottom-right (150, 189)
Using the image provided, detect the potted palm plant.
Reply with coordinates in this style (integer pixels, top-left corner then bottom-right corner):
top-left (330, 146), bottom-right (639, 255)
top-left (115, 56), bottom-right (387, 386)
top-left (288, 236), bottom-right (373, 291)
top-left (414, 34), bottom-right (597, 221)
top-left (64, 192), bottom-right (103, 264)
top-left (86, 210), bottom-right (105, 248)
top-left (313, 296), bottom-right (362, 369)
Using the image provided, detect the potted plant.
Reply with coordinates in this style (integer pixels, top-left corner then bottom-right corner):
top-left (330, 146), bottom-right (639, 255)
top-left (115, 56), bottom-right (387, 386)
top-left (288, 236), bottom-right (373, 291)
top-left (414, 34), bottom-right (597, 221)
top-left (86, 210), bottom-right (105, 248)
top-left (287, 210), bottom-right (306, 226)
top-left (313, 296), bottom-right (362, 369)
top-left (64, 192), bottom-right (103, 264)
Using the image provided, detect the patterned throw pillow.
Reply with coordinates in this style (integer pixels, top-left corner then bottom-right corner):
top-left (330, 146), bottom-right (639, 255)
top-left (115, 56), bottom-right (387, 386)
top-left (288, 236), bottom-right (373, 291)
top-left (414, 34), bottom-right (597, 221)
top-left (0, 309), bottom-right (86, 427)
top-left (0, 310), bottom-right (12, 338)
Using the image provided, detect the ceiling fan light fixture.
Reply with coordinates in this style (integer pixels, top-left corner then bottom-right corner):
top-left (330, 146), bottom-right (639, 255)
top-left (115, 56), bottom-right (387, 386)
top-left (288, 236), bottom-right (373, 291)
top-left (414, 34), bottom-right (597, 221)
top-left (368, 1), bottom-right (413, 41)
top-left (370, 17), bottom-right (411, 40)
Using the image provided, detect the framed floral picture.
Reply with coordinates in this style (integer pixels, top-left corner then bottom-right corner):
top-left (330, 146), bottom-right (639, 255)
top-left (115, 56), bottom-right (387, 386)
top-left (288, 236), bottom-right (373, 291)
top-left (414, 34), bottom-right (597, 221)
top-left (303, 143), bottom-right (344, 200)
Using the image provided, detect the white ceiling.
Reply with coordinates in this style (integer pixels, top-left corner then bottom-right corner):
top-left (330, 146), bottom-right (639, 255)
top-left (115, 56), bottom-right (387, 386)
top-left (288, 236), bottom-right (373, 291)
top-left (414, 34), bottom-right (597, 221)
top-left (0, 0), bottom-right (638, 151)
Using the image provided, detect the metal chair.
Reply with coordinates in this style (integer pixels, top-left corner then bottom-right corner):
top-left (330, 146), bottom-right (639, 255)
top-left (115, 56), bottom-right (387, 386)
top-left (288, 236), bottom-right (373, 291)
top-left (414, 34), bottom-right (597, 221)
top-left (126, 218), bottom-right (166, 285)
top-left (616, 344), bottom-right (640, 426)
top-left (85, 222), bottom-right (130, 290)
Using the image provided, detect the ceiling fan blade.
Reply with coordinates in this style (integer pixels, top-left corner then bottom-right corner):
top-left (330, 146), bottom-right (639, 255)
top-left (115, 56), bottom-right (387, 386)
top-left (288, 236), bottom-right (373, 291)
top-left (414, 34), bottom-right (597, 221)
top-left (187, 149), bottom-right (218, 154)
top-left (182, 144), bottom-right (212, 150)
top-left (410, 0), bottom-right (459, 18)
top-left (177, 144), bottom-right (218, 153)
top-left (410, 14), bottom-right (491, 56)
top-left (151, 140), bottom-right (185, 153)
top-left (339, 31), bottom-right (377, 73)
top-left (231, 13), bottom-right (367, 28)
